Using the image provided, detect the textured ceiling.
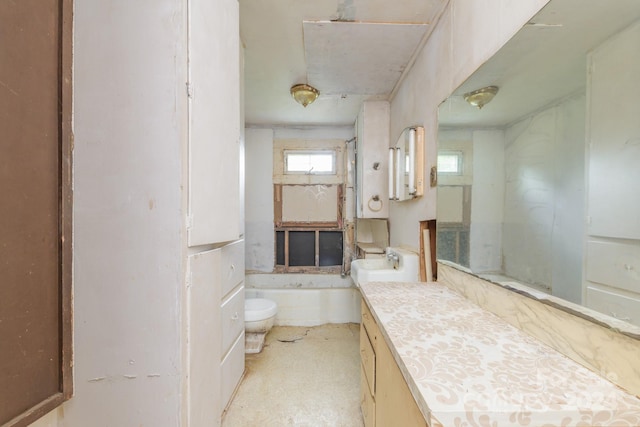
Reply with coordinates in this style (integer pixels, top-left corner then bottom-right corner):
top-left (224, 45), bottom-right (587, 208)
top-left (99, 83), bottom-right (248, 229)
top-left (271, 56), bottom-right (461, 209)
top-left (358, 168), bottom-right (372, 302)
top-left (303, 21), bottom-right (427, 96)
top-left (240, 0), bottom-right (448, 127)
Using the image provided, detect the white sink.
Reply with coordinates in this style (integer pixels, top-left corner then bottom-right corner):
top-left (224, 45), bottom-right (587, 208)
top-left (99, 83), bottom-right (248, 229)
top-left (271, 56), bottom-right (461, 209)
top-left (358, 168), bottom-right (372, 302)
top-left (351, 247), bottom-right (419, 286)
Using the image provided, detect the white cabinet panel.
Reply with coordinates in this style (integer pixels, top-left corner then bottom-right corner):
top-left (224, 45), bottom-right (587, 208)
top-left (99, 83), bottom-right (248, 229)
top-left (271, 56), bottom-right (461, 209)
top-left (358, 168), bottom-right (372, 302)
top-left (586, 286), bottom-right (640, 326)
top-left (356, 101), bottom-right (390, 218)
top-left (221, 239), bottom-right (244, 298)
top-left (187, 249), bottom-right (222, 426)
top-left (188, 0), bottom-right (240, 246)
top-left (221, 332), bottom-right (245, 410)
top-left (586, 239), bottom-right (640, 294)
top-left (221, 284), bottom-right (244, 358)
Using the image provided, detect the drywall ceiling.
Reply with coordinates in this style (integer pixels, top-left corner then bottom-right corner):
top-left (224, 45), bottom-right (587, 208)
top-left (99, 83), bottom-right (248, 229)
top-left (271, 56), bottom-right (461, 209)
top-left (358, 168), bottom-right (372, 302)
top-left (240, 0), bottom-right (447, 127)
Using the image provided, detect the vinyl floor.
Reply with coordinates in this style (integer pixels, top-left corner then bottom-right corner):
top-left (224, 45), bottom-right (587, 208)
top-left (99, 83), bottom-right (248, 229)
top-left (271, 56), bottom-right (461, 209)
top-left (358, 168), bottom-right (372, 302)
top-left (222, 324), bottom-right (363, 427)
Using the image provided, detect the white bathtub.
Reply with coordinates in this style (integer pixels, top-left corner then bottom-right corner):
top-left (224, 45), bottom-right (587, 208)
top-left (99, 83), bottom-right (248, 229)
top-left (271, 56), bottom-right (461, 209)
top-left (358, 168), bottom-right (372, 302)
top-left (245, 287), bottom-right (362, 326)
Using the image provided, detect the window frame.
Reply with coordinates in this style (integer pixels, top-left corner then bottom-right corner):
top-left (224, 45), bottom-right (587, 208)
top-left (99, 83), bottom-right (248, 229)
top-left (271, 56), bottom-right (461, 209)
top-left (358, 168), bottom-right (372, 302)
top-left (437, 150), bottom-right (464, 175)
top-left (283, 149), bottom-right (337, 175)
top-left (274, 228), bottom-right (344, 273)
top-left (273, 183), bottom-right (344, 273)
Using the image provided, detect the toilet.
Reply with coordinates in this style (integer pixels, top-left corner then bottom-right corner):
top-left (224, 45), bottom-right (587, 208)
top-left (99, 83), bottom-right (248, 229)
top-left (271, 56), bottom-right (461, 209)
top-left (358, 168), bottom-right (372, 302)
top-left (244, 298), bottom-right (277, 354)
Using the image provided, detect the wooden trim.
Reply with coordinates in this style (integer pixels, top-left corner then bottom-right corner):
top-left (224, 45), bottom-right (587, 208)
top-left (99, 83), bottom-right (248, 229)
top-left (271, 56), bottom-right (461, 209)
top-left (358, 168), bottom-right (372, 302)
top-left (337, 184), bottom-right (344, 228)
top-left (273, 184), bottom-right (283, 226)
top-left (273, 265), bottom-right (342, 274)
top-left (419, 220), bottom-right (437, 281)
top-left (275, 226), bottom-right (343, 232)
top-left (284, 230), bottom-right (289, 268)
top-left (315, 230), bottom-right (319, 267)
top-left (60, 0), bottom-right (74, 402)
top-left (4, 394), bottom-right (66, 427)
top-left (273, 183), bottom-right (346, 273)
top-left (277, 221), bottom-right (340, 229)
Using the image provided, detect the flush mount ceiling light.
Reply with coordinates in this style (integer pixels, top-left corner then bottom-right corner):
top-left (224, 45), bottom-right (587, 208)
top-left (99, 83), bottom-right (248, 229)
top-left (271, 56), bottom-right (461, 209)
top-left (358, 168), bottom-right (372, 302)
top-left (463, 86), bottom-right (499, 109)
top-left (290, 84), bottom-right (319, 107)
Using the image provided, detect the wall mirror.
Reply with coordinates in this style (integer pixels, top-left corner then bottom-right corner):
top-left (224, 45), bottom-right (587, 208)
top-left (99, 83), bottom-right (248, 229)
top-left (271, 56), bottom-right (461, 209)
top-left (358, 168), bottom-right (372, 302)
top-left (389, 126), bottom-right (424, 201)
top-left (437, 0), bottom-right (640, 328)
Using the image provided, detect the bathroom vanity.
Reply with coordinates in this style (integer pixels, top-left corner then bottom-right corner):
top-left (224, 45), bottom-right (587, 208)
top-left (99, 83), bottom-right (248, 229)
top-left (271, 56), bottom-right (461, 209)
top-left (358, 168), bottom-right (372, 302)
top-left (359, 281), bottom-right (640, 426)
top-left (360, 297), bottom-right (425, 427)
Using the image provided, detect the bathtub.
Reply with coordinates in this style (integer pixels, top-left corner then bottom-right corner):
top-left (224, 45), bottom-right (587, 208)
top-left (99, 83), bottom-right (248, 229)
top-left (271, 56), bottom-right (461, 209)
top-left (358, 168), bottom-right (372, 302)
top-left (245, 287), bottom-right (362, 326)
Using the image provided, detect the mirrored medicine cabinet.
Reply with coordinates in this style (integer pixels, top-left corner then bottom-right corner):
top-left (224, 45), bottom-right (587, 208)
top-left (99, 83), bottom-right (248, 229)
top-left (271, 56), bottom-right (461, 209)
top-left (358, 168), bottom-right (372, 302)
top-left (389, 126), bottom-right (424, 202)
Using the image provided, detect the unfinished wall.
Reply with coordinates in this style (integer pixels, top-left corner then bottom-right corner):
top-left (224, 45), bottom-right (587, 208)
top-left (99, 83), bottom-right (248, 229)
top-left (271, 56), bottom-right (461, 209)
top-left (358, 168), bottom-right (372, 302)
top-left (244, 126), bottom-right (353, 280)
top-left (388, 0), bottom-right (550, 251)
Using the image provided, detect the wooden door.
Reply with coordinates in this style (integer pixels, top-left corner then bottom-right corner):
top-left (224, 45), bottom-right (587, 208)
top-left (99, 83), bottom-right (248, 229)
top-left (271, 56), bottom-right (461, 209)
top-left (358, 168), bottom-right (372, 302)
top-left (0, 0), bottom-right (72, 425)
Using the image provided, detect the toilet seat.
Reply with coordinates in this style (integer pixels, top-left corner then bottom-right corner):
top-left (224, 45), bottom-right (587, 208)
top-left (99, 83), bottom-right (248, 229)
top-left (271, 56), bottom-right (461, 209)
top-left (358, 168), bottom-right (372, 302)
top-left (245, 298), bottom-right (277, 322)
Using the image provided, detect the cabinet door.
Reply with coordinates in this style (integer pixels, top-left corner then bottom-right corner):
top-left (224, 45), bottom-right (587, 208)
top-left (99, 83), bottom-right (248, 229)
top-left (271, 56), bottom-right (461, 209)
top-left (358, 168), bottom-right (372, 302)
top-left (188, 0), bottom-right (240, 246)
top-left (375, 336), bottom-right (426, 427)
top-left (187, 249), bottom-right (222, 425)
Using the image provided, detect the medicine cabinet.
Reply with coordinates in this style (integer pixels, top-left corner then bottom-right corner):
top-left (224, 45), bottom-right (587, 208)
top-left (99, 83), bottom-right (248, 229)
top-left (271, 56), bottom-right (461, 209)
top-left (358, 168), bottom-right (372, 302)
top-left (389, 126), bottom-right (424, 201)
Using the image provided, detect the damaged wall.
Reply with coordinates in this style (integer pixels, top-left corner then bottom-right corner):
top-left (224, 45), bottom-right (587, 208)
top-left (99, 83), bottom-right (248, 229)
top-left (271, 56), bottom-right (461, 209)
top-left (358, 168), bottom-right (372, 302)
top-left (244, 126), bottom-right (354, 283)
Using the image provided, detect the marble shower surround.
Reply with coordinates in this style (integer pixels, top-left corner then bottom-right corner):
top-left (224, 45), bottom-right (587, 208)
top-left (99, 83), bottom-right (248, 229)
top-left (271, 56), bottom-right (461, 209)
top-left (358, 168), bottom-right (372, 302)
top-left (360, 281), bottom-right (640, 426)
top-left (438, 263), bottom-right (640, 397)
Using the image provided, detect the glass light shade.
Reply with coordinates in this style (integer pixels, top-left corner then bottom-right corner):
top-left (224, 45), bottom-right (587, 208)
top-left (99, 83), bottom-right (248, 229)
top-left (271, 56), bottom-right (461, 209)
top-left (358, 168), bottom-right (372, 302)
top-left (463, 86), bottom-right (499, 109)
top-left (290, 84), bottom-right (319, 107)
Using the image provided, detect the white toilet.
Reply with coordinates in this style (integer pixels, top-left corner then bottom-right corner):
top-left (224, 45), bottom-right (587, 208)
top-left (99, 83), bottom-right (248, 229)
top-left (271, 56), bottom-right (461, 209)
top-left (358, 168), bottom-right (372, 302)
top-left (244, 298), bottom-right (277, 353)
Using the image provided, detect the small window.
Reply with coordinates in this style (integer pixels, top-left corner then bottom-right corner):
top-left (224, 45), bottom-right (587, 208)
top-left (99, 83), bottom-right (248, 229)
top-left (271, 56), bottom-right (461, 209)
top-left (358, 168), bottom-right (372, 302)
top-left (275, 230), bottom-right (343, 269)
top-left (285, 150), bottom-right (336, 174)
top-left (437, 151), bottom-right (463, 175)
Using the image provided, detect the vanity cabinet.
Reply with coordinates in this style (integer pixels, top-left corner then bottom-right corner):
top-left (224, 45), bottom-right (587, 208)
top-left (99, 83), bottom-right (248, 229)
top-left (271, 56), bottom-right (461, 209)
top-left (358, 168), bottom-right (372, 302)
top-left (360, 300), bottom-right (426, 427)
top-left (356, 101), bottom-right (390, 218)
top-left (584, 21), bottom-right (640, 326)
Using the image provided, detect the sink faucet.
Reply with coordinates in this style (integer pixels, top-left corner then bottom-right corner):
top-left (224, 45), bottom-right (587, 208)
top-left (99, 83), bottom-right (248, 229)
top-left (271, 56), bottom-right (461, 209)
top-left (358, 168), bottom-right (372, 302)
top-left (386, 250), bottom-right (400, 270)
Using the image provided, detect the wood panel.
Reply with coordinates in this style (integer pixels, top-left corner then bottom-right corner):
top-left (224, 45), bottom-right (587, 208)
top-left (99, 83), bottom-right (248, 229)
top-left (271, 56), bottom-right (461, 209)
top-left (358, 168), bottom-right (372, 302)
top-left (0, 0), bottom-right (73, 424)
top-left (375, 333), bottom-right (426, 427)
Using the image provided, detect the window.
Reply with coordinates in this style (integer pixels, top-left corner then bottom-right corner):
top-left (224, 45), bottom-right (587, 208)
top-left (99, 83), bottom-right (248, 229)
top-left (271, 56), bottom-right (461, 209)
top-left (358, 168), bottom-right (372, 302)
top-left (284, 150), bottom-right (336, 175)
top-left (273, 183), bottom-right (344, 273)
top-left (437, 151), bottom-right (463, 175)
top-left (275, 230), bottom-right (344, 270)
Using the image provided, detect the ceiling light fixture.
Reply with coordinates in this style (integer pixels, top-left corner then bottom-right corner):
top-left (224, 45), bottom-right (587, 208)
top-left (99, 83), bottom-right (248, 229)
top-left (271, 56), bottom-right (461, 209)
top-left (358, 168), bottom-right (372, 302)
top-left (463, 86), bottom-right (499, 109)
top-left (290, 84), bottom-right (320, 107)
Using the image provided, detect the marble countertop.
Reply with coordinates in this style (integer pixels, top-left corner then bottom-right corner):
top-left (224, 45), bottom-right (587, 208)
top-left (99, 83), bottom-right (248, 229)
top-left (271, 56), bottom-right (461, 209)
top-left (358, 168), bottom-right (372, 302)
top-left (359, 281), bottom-right (640, 427)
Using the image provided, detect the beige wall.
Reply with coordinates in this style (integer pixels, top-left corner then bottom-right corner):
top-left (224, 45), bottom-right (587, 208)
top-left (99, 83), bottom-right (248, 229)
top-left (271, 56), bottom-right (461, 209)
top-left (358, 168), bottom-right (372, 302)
top-left (388, 0), bottom-right (550, 250)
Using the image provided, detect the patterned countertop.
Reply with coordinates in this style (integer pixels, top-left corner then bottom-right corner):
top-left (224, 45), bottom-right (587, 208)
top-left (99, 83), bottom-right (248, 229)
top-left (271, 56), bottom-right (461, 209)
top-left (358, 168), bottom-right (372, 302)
top-left (359, 281), bottom-right (640, 427)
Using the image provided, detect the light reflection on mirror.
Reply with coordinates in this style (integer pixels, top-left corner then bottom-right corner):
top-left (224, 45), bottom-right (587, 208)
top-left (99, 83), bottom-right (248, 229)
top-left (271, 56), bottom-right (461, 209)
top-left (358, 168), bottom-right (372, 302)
top-left (436, 0), bottom-right (640, 327)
